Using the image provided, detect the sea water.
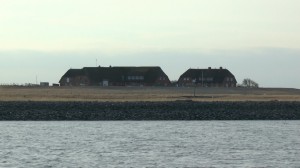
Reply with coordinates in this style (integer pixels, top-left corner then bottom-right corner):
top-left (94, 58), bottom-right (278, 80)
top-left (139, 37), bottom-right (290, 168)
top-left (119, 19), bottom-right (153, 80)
top-left (0, 121), bottom-right (299, 167)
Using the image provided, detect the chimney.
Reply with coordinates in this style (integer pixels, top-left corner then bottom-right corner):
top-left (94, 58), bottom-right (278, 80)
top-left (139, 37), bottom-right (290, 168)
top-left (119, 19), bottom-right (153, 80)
top-left (220, 67), bottom-right (223, 69)
top-left (208, 67), bottom-right (211, 69)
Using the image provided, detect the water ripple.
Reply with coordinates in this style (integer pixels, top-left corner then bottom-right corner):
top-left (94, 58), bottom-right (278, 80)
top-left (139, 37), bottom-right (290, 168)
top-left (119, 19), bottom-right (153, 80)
top-left (0, 121), bottom-right (299, 167)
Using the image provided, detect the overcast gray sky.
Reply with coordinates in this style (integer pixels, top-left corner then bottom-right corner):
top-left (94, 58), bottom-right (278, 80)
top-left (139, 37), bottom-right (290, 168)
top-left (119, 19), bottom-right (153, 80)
top-left (1, 0), bottom-right (300, 88)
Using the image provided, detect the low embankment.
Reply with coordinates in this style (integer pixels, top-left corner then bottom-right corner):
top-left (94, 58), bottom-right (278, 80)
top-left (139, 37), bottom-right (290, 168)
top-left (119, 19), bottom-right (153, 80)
top-left (1, 101), bottom-right (300, 120)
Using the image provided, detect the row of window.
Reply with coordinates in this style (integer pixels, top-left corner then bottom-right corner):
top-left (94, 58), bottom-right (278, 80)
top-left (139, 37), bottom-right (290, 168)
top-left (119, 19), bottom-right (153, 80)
top-left (127, 76), bottom-right (167, 81)
top-left (183, 77), bottom-right (234, 82)
top-left (183, 77), bottom-right (214, 82)
top-left (128, 76), bottom-right (144, 80)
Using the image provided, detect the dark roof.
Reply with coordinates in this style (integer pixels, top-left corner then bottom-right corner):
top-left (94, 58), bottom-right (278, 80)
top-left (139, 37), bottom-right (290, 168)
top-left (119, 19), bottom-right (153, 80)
top-left (62, 69), bottom-right (85, 77)
top-left (61, 66), bottom-right (169, 84)
top-left (179, 68), bottom-right (237, 83)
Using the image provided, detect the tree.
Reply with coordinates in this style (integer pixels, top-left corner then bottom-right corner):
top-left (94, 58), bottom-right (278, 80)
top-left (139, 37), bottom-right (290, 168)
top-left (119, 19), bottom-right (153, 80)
top-left (242, 78), bottom-right (259, 88)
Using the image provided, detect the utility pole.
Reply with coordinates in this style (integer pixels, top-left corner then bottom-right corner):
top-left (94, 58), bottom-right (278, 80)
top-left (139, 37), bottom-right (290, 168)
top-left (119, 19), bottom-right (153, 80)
top-left (202, 71), bottom-right (204, 87)
top-left (193, 79), bottom-right (196, 97)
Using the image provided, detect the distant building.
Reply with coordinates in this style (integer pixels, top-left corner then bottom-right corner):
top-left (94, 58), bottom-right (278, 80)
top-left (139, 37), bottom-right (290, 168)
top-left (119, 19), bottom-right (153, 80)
top-left (59, 66), bottom-right (171, 86)
top-left (178, 67), bottom-right (237, 87)
top-left (40, 82), bottom-right (49, 87)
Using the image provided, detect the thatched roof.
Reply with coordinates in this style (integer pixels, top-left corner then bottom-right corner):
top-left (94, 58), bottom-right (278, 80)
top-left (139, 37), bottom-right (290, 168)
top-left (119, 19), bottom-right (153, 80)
top-left (179, 68), bottom-right (237, 83)
top-left (60, 66), bottom-right (170, 84)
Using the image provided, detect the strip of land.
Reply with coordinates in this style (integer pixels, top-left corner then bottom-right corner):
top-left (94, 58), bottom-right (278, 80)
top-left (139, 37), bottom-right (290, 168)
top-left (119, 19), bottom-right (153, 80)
top-left (0, 86), bottom-right (300, 102)
top-left (1, 87), bottom-right (299, 120)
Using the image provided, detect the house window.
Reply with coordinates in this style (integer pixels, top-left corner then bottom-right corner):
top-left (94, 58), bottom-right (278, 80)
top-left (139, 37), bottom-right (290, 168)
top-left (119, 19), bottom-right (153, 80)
top-left (128, 76), bottom-right (145, 80)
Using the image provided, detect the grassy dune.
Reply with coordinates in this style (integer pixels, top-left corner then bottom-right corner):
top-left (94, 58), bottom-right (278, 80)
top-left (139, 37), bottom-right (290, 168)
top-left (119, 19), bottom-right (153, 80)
top-left (0, 86), bottom-right (300, 102)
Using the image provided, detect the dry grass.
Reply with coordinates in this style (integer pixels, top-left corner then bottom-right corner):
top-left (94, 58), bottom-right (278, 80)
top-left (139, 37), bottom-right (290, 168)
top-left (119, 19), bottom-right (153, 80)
top-left (0, 86), bottom-right (300, 102)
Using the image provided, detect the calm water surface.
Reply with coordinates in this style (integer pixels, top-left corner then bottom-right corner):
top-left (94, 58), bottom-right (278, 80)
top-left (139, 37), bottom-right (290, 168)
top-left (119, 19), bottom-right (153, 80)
top-left (0, 121), bottom-right (299, 167)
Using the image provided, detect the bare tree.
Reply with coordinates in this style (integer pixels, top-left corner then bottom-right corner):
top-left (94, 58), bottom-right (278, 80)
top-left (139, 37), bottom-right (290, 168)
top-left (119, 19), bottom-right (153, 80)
top-left (242, 78), bottom-right (259, 88)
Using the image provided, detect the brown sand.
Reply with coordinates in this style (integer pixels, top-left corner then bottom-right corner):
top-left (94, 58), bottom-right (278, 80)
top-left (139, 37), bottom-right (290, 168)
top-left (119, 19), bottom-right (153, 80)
top-left (0, 86), bottom-right (300, 102)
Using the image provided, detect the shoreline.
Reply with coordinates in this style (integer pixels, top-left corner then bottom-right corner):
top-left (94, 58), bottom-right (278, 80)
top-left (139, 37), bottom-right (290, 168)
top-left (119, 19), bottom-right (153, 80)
top-left (1, 101), bottom-right (300, 120)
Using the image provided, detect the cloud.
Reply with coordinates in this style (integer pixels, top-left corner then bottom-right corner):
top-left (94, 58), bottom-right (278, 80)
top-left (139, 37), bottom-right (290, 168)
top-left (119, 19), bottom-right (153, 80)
top-left (1, 0), bottom-right (300, 52)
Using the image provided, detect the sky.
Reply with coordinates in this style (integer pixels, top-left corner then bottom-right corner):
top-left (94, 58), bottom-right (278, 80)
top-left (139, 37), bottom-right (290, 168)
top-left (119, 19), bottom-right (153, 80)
top-left (1, 0), bottom-right (300, 88)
